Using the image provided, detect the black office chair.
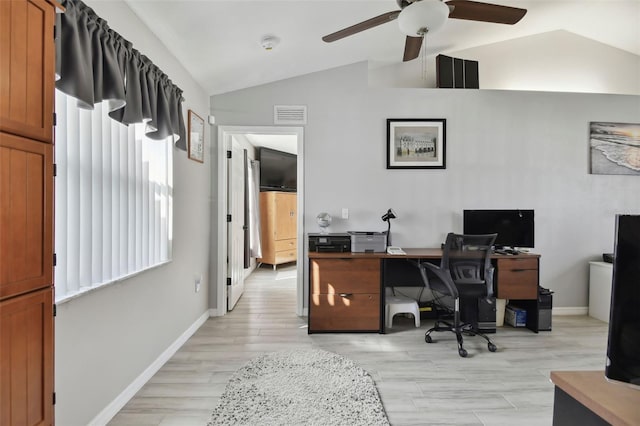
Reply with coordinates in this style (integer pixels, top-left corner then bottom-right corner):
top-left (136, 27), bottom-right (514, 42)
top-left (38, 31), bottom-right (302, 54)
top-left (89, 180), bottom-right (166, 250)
top-left (418, 232), bottom-right (498, 357)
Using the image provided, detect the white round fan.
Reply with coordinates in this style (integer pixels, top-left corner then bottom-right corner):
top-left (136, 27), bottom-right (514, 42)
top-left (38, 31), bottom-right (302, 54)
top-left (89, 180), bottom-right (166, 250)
top-left (316, 212), bottom-right (332, 234)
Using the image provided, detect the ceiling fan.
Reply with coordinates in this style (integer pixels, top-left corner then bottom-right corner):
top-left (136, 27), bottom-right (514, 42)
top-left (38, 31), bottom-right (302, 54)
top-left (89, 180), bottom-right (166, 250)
top-left (322, 0), bottom-right (527, 62)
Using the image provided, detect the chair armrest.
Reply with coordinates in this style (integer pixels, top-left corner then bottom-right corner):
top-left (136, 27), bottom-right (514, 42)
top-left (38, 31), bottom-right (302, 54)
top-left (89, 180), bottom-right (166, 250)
top-left (485, 266), bottom-right (495, 300)
top-left (419, 262), bottom-right (459, 299)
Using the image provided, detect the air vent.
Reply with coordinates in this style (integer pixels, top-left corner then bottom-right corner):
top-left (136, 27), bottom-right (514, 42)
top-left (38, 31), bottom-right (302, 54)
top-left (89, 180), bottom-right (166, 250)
top-left (274, 105), bottom-right (307, 125)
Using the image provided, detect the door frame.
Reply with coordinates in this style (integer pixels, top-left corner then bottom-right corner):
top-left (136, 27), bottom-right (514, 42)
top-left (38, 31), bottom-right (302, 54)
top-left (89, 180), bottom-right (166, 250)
top-left (216, 125), bottom-right (304, 316)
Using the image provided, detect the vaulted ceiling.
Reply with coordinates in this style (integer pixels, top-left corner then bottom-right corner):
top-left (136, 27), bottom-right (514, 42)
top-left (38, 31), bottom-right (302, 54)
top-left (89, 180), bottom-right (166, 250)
top-left (121, 0), bottom-right (640, 96)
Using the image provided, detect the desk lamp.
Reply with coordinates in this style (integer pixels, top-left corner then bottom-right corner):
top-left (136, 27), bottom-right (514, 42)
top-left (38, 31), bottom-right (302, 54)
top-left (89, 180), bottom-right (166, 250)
top-left (381, 208), bottom-right (397, 246)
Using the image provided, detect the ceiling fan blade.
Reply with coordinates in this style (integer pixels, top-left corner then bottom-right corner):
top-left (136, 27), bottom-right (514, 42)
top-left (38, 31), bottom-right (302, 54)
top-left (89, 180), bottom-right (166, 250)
top-left (403, 36), bottom-right (423, 62)
top-left (322, 11), bottom-right (400, 43)
top-left (445, 0), bottom-right (527, 24)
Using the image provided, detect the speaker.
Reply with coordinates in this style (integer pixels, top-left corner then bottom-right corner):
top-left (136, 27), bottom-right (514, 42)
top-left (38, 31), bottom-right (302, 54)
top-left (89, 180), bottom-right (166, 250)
top-left (606, 214), bottom-right (640, 387)
top-left (436, 54), bottom-right (479, 89)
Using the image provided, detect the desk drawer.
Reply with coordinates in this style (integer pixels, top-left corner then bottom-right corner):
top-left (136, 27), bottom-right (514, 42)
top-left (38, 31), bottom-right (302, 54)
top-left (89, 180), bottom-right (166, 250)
top-left (275, 238), bottom-right (296, 252)
top-left (275, 250), bottom-right (296, 264)
top-left (497, 257), bottom-right (538, 271)
top-left (309, 293), bottom-right (380, 331)
top-left (310, 258), bottom-right (380, 294)
top-left (498, 269), bottom-right (538, 299)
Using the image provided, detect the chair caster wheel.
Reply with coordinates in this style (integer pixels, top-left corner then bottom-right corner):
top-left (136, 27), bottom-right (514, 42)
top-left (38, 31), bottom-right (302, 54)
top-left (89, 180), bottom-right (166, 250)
top-left (425, 335), bottom-right (433, 343)
top-left (458, 348), bottom-right (468, 357)
top-left (488, 343), bottom-right (497, 352)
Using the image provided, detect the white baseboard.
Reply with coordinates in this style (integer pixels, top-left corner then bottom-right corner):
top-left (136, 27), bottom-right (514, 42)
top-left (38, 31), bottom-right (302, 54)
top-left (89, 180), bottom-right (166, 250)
top-left (89, 310), bottom-right (211, 426)
top-left (209, 307), bottom-right (222, 317)
top-left (553, 307), bottom-right (589, 316)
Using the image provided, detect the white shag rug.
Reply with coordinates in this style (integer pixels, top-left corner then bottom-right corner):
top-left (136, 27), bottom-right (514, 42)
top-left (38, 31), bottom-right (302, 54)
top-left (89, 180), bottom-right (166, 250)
top-left (207, 348), bottom-right (390, 426)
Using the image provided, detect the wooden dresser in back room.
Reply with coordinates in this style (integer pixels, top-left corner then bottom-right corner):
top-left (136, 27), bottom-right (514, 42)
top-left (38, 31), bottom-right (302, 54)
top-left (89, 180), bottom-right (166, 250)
top-left (258, 191), bottom-right (297, 269)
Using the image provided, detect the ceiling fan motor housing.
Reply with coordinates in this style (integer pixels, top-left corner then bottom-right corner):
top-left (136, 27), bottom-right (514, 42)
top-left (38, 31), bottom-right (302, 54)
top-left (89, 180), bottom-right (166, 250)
top-left (398, 0), bottom-right (450, 36)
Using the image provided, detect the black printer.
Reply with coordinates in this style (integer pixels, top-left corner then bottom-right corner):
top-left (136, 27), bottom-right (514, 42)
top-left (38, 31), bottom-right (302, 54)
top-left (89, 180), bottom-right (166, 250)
top-left (308, 233), bottom-right (351, 252)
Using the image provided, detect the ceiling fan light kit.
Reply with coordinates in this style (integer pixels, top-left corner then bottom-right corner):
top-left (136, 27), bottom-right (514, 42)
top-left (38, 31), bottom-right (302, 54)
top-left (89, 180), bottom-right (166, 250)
top-left (322, 0), bottom-right (527, 62)
top-left (398, 0), bottom-right (449, 37)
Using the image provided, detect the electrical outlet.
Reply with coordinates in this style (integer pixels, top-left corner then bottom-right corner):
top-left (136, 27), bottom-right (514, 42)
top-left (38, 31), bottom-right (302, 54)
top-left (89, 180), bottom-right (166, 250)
top-left (194, 275), bottom-right (202, 293)
top-left (342, 208), bottom-right (349, 219)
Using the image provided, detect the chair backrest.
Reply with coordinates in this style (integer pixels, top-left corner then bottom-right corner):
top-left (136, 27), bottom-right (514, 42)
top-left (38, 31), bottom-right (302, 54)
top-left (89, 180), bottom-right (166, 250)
top-left (441, 233), bottom-right (497, 287)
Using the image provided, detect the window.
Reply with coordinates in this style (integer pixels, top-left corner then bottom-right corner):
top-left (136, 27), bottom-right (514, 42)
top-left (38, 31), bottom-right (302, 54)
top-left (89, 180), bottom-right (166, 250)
top-left (54, 90), bottom-right (173, 302)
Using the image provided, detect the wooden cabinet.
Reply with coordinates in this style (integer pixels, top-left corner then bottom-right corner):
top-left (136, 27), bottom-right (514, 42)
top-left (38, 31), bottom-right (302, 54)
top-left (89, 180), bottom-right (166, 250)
top-left (309, 258), bottom-right (382, 332)
top-left (258, 191), bottom-right (297, 269)
top-left (0, 0), bottom-right (57, 143)
top-left (0, 288), bottom-right (54, 426)
top-left (0, 1), bottom-right (59, 424)
top-left (0, 132), bottom-right (54, 300)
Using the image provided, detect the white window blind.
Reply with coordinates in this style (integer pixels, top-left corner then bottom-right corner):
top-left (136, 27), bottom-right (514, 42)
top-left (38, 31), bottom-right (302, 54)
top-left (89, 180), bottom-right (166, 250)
top-left (54, 90), bottom-right (173, 302)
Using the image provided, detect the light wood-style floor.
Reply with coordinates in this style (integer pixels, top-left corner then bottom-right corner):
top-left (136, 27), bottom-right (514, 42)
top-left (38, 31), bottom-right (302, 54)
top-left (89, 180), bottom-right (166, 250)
top-left (109, 264), bottom-right (609, 425)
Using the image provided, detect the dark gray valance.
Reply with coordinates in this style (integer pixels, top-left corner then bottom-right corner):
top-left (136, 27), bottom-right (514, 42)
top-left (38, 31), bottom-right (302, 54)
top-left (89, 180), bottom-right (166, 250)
top-left (56, 0), bottom-right (187, 149)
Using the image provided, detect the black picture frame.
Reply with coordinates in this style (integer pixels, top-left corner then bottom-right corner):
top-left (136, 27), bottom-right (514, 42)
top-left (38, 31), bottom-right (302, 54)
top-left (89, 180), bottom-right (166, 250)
top-left (387, 119), bottom-right (446, 169)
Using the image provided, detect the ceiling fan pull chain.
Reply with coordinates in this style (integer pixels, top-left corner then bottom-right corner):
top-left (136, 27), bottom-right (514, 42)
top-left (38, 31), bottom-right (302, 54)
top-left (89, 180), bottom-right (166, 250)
top-left (421, 35), bottom-right (427, 81)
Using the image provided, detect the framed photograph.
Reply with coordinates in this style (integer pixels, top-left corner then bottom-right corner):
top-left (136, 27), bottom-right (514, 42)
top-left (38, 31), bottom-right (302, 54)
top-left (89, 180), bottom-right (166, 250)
top-left (188, 110), bottom-right (205, 163)
top-left (590, 122), bottom-right (640, 175)
top-left (387, 119), bottom-right (446, 169)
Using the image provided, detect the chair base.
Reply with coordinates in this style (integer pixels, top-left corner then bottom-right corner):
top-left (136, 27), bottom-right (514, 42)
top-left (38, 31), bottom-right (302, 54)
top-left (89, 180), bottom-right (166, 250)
top-left (424, 319), bottom-right (497, 357)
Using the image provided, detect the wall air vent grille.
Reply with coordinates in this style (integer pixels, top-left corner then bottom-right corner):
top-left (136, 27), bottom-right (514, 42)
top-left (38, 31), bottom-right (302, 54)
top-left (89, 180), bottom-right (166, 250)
top-left (274, 105), bottom-right (307, 125)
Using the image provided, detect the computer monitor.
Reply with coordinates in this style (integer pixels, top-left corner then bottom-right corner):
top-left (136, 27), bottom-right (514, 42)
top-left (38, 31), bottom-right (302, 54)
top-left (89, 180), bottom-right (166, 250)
top-left (463, 209), bottom-right (535, 248)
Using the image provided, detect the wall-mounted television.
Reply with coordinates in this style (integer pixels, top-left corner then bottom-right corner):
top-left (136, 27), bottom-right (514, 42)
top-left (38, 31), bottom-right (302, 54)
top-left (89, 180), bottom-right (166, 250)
top-left (463, 209), bottom-right (535, 248)
top-left (258, 147), bottom-right (297, 192)
top-left (606, 214), bottom-right (640, 388)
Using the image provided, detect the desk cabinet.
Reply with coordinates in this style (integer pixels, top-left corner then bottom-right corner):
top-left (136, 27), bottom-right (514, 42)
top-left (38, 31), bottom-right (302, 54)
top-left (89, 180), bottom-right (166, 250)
top-left (309, 258), bottom-right (382, 332)
top-left (496, 256), bottom-right (540, 332)
top-left (496, 257), bottom-right (538, 299)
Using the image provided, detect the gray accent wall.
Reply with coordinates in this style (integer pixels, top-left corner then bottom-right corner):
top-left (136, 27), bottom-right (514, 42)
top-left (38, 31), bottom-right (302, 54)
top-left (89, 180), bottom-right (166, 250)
top-left (211, 61), bottom-right (640, 310)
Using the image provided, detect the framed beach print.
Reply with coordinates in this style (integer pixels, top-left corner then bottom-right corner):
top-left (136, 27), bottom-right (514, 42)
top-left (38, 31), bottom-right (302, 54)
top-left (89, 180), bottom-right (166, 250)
top-left (188, 110), bottom-right (205, 163)
top-left (387, 119), bottom-right (446, 169)
top-left (590, 122), bottom-right (640, 175)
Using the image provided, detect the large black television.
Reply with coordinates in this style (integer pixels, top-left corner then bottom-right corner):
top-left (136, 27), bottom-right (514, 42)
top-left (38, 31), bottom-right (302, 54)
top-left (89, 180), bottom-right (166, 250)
top-left (258, 147), bottom-right (297, 192)
top-left (463, 209), bottom-right (535, 248)
top-left (606, 214), bottom-right (640, 388)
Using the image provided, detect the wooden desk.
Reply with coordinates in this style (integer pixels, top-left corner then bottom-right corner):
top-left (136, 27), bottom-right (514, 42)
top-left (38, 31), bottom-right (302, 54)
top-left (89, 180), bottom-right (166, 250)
top-left (308, 249), bottom-right (541, 333)
top-left (550, 371), bottom-right (640, 425)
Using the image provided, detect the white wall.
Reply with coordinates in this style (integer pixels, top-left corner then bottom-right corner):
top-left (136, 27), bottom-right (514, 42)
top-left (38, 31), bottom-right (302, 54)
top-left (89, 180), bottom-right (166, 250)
top-left (54, 1), bottom-right (212, 425)
top-left (211, 61), bottom-right (640, 310)
top-left (369, 30), bottom-right (640, 95)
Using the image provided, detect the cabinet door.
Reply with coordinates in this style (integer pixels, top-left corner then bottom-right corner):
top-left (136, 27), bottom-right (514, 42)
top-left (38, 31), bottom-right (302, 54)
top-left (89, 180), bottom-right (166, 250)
top-left (0, 132), bottom-right (54, 300)
top-left (0, 0), bottom-right (56, 143)
top-left (274, 192), bottom-right (296, 240)
top-left (0, 287), bottom-right (54, 426)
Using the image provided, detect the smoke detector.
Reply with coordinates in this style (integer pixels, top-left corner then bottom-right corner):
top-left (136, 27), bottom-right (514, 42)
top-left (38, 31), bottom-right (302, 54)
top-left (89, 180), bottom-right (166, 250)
top-left (260, 35), bottom-right (280, 51)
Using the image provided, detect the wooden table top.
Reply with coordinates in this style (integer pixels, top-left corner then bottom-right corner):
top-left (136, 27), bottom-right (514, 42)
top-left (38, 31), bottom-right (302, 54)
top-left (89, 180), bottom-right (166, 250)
top-left (550, 370), bottom-right (640, 426)
top-left (308, 248), bottom-right (540, 259)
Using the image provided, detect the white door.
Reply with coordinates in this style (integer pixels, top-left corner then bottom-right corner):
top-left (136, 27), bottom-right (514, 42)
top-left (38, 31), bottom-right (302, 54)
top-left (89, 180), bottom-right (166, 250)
top-left (227, 138), bottom-right (245, 310)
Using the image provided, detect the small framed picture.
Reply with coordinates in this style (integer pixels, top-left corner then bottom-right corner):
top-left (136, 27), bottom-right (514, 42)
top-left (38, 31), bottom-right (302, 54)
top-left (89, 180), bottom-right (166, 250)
top-left (188, 110), bottom-right (205, 163)
top-left (387, 118), bottom-right (446, 169)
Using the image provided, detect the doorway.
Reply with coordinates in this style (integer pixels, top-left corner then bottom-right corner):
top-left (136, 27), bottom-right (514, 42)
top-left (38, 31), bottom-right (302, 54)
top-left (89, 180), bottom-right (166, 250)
top-left (215, 125), bottom-right (304, 316)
